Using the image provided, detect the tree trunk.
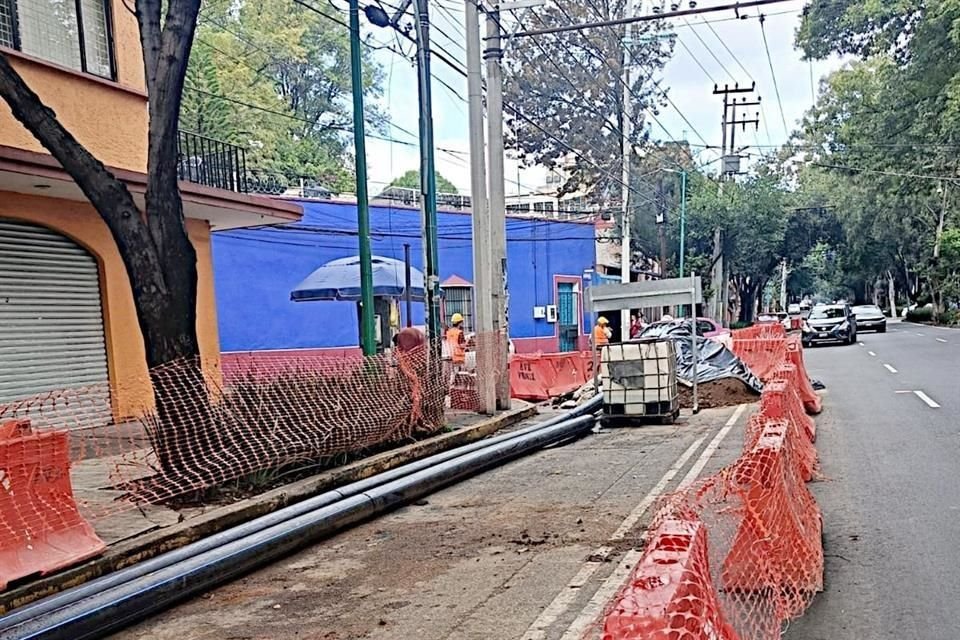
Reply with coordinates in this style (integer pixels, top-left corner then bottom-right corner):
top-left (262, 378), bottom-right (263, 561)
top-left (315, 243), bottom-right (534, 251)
top-left (0, 0), bottom-right (208, 480)
top-left (737, 279), bottom-right (760, 324)
top-left (887, 270), bottom-right (897, 318)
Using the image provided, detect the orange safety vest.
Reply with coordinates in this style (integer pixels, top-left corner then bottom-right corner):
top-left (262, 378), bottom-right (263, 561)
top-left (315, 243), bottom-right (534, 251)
top-left (446, 327), bottom-right (466, 363)
top-left (593, 324), bottom-right (609, 346)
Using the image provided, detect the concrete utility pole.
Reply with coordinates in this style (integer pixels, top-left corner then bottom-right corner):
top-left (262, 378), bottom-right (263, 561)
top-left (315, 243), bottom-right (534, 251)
top-left (485, 4), bottom-right (510, 408)
top-left (465, 0), bottom-right (495, 414)
top-left (712, 82), bottom-right (760, 325)
top-left (657, 173), bottom-right (667, 279)
top-left (780, 258), bottom-right (788, 311)
top-left (618, 0), bottom-right (642, 338)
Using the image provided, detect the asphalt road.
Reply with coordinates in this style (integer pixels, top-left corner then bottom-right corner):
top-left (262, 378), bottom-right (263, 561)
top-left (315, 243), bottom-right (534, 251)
top-left (787, 320), bottom-right (960, 640)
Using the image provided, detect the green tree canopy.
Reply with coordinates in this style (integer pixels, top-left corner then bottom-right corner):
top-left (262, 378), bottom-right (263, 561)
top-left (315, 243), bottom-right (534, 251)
top-left (389, 170), bottom-right (458, 194)
top-left (502, 1), bottom-right (673, 204)
top-left (180, 0), bottom-right (385, 193)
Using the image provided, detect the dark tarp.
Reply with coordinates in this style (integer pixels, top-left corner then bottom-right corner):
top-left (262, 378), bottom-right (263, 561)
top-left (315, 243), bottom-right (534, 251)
top-left (635, 321), bottom-right (764, 393)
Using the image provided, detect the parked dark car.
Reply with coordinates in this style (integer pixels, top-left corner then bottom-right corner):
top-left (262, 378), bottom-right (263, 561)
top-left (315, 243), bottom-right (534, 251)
top-left (802, 304), bottom-right (857, 346)
top-left (851, 304), bottom-right (887, 333)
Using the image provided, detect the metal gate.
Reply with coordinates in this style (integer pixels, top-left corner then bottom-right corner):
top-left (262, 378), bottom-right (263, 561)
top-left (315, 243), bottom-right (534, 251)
top-left (557, 282), bottom-right (578, 352)
top-left (0, 219), bottom-right (112, 427)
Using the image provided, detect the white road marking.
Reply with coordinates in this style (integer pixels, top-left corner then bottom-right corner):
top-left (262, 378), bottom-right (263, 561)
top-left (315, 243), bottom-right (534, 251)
top-left (937, 338), bottom-right (948, 343)
top-left (858, 341), bottom-right (865, 346)
top-left (608, 436), bottom-right (707, 542)
top-left (884, 364), bottom-right (898, 373)
top-left (555, 405), bottom-right (749, 640)
top-left (914, 390), bottom-right (941, 408)
top-left (556, 550), bottom-right (644, 640)
top-left (895, 390), bottom-right (913, 394)
top-left (677, 404), bottom-right (746, 491)
top-left (917, 332), bottom-right (926, 337)
top-left (521, 435), bottom-right (708, 640)
top-left (868, 351), bottom-right (877, 356)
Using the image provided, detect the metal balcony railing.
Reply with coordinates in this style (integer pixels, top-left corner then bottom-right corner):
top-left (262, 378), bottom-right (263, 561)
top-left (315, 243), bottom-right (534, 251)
top-left (177, 130), bottom-right (248, 193)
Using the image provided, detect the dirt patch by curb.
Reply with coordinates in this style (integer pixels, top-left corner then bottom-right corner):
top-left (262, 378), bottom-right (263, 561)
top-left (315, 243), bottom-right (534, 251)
top-left (679, 379), bottom-right (760, 409)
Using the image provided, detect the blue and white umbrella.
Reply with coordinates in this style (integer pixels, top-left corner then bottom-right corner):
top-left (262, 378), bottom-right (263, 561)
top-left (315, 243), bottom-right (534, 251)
top-left (290, 255), bottom-right (426, 302)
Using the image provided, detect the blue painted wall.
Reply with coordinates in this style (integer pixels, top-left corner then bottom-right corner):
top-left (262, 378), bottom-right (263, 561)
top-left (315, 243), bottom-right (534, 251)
top-left (213, 200), bottom-right (596, 351)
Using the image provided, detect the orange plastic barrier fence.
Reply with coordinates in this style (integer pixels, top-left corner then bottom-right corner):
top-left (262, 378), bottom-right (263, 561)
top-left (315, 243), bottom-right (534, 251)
top-left (721, 418), bottom-right (823, 618)
top-left (731, 323), bottom-right (786, 340)
top-left (0, 429), bottom-right (105, 590)
top-left (509, 351), bottom-right (591, 401)
top-left (760, 377), bottom-right (816, 444)
top-left (784, 337), bottom-right (822, 414)
top-left (731, 337), bottom-right (787, 382)
top-left (601, 518), bottom-right (740, 640)
top-left (598, 332), bottom-right (825, 640)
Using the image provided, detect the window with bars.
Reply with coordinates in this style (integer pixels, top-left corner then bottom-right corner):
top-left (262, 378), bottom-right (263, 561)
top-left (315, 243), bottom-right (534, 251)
top-left (442, 286), bottom-right (473, 333)
top-left (0, 0), bottom-right (114, 79)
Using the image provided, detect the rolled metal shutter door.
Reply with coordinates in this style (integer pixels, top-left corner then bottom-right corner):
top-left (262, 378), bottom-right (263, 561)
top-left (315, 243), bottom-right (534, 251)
top-left (0, 218), bottom-right (112, 428)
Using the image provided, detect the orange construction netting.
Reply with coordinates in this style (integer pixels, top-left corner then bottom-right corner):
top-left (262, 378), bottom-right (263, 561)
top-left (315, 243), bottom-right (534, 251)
top-left (601, 338), bottom-right (823, 640)
top-left (0, 334), bottom-right (507, 529)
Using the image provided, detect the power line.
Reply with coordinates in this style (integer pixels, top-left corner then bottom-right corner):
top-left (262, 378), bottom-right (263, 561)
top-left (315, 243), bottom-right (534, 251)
top-left (812, 162), bottom-right (960, 183)
top-left (758, 13), bottom-right (789, 139)
top-left (526, 0), bottom-right (709, 148)
top-left (514, 0), bottom-right (797, 38)
top-left (698, 15), bottom-right (774, 149)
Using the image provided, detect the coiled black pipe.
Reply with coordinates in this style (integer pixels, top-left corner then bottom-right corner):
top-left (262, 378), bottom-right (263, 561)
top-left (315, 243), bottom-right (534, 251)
top-left (1, 407), bottom-right (597, 640)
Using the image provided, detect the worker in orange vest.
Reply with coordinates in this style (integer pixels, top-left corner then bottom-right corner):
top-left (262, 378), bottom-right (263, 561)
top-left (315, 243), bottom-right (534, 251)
top-left (593, 316), bottom-right (612, 347)
top-left (445, 313), bottom-right (467, 365)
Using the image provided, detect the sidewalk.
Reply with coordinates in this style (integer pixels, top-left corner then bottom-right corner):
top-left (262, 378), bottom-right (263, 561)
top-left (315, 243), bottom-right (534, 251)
top-left (69, 405), bottom-right (534, 547)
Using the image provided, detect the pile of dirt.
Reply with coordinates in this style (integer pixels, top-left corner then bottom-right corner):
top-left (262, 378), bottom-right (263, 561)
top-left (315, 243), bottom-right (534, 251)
top-left (678, 377), bottom-right (760, 409)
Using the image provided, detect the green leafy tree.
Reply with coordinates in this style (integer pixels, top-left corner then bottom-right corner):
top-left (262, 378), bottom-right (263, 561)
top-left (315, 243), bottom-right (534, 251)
top-left (182, 0), bottom-right (384, 191)
top-left (180, 41), bottom-right (234, 142)
top-left (389, 169), bottom-right (458, 194)
top-left (502, 0), bottom-right (673, 203)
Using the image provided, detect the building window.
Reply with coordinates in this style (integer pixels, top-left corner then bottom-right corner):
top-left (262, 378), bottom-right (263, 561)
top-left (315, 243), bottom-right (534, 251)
top-left (442, 286), bottom-right (473, 332)
top-left (0, 0), bottom-right (114, 79)
top-left (533, 201), bottom-right (555, 213)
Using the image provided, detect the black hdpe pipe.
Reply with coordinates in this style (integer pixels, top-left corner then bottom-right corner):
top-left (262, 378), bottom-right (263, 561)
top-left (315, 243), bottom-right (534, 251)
top-left (1, 412), bottom-right (596, 640)
top-left (0, 396), bottom-right (600, 633)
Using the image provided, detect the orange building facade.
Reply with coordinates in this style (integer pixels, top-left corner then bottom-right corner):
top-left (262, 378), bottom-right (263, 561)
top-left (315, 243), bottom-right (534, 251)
top-left (0, 0), bottom-right (301, 419)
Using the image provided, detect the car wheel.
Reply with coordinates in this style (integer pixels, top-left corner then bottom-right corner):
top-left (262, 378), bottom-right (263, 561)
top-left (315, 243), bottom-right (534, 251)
top-left (878, 325), bottom-right (887, 333)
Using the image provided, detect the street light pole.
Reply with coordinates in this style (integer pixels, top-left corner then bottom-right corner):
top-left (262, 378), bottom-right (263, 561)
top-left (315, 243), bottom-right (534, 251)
top-left (349, 0), bottom-right (376, 356)
top-left (413, 0), bottom-right (442, 342)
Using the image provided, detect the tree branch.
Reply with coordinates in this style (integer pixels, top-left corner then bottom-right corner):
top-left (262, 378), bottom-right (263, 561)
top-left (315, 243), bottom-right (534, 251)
top-left (0, 52), bottom-right (172, 344)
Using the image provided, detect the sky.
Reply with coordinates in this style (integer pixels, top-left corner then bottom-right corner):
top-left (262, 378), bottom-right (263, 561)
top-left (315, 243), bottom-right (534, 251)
top-left (360, 0), bottom-right (847, 196)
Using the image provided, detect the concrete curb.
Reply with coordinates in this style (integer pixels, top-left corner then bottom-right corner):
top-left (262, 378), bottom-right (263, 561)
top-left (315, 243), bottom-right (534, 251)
top-left (0, 403), bottom-right (537, 614)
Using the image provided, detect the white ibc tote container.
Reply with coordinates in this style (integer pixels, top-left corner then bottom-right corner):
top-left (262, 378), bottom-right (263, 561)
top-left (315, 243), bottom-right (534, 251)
top-left (599, 338), bottom-right (679, 423)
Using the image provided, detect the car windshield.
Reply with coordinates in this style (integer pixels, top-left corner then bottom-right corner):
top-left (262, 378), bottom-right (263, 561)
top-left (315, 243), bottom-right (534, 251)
top-left (810, 307), bottom-right (846, 319)
top-left (853, 305), bottom-right (881, 315)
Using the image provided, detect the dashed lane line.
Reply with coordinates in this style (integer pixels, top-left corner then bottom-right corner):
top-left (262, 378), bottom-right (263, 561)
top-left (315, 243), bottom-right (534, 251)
top-left (914, 390), bottom-right (941, 409)
top-left (884, 363), bottom-right (898, 374)
top-left (936, 337), bottom-right (948, 343)
top-left (868, 351), bottom-right (877, 356)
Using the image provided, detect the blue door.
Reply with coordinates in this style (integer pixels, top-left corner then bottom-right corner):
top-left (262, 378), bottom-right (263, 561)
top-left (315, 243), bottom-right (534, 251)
top-left (557, 282), bottom-right (578, 352)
